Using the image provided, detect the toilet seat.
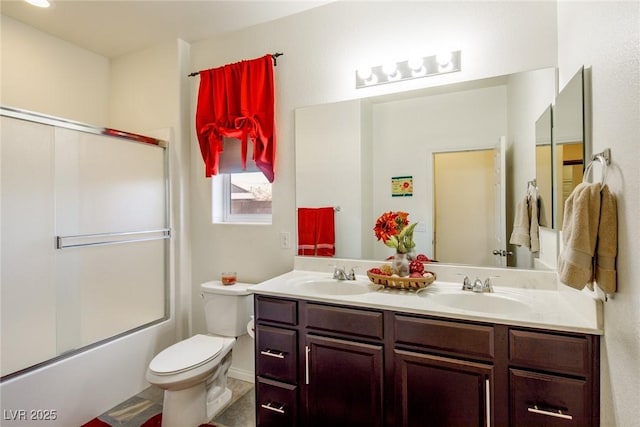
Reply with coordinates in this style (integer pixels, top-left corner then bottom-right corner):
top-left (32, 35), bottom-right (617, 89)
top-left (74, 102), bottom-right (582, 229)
top-left (149, 334), bottom-right (224, 376)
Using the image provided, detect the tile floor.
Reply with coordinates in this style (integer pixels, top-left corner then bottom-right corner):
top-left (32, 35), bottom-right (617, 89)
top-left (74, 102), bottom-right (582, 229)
top-left (96, 378), bottom-right (255, 427)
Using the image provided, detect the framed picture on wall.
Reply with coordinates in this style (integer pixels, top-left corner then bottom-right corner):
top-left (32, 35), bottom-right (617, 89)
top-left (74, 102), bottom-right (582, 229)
top-left (392, 176), bottom-right (413, 197)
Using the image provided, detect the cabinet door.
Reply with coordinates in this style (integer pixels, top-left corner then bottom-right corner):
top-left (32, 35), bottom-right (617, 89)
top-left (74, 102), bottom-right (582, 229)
top-left (395, 349), bottom-right (493, 427)
top-left (305, 334), bottom-right (384, 427)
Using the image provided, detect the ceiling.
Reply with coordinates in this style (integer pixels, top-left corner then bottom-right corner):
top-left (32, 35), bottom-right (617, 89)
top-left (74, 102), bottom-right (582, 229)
top-left (0, 0), bottom-right (331, 58)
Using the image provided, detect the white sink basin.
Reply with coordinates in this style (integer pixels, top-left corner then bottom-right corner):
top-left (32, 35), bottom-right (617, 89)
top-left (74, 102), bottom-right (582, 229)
top-left (293, 278), bottom-right (375, 296)
top-left (426, 291), bottom-right (532, 314)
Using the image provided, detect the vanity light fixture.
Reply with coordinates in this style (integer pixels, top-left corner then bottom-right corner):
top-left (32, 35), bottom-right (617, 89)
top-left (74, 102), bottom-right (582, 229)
top-left (24, 0), bottom-right (51, 7)
top-left (356, 50), bottom-right (461, 88)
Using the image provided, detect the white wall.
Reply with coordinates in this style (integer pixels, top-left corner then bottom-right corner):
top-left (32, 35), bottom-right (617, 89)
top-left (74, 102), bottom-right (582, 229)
top-left (0, 15), bottom-right (110, 125)
top-left (556, 2), bottom-right (640, 426)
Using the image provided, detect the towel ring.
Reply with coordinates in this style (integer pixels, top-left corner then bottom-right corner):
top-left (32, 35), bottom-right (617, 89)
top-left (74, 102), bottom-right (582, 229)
top-left (582, 154), bottom-right (608, 188)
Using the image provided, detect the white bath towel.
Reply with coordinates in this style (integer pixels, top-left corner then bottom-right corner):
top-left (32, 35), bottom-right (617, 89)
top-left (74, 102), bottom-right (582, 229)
top-left (529, 196), bottom-right (540, 253)
top-left (509, 195), bottom-right (539, 252)
top-left (510, 197), bottom-right (531, 248)
top-left (557, 182), bottom-right (602, 289)
top-left (594, 185), bottom-right (617, 294)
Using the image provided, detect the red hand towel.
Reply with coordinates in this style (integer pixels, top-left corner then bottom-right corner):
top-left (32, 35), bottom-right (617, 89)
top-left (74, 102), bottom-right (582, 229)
top-left (297, 208), bottom-right (317, 256)
top-left (315, 207), bottom-right (335, 257)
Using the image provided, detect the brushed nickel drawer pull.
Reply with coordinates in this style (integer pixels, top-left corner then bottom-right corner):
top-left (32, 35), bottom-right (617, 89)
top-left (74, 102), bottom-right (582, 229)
top-left (260, 349), bottom-right (285, 359)
top-left (261, 402), bottom-right (286, 414)
top-left (527, 405), bottom-right (573, 420)
top-left (485, 379), bottom-right (491, 427)
top-left (305, 345), bottom-right (310, 385)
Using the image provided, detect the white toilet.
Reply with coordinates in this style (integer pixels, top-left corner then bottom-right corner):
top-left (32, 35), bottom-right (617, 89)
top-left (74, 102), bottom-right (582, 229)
top-left (146, 281), bottom-right (253, 427)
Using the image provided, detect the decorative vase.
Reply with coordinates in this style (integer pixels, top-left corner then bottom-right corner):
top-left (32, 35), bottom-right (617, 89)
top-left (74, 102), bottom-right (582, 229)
top-left (392, 252), bottom-right (410, 277)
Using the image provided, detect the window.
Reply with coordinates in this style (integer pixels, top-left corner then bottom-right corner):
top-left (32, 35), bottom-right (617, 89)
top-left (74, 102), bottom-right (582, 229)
top-left (213, 172), bottom-right (272, 224)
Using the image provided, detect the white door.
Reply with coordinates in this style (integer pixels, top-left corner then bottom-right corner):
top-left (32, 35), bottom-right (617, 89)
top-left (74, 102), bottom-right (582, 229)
top-left (433, 149), bottom-right (496, 266)
top-left (492, 136), bottom-right (508, 267)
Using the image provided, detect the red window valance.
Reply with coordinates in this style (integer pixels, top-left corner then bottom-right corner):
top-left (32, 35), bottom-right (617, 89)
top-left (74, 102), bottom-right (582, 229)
top-left (195, 54), bottom-right (276, 182)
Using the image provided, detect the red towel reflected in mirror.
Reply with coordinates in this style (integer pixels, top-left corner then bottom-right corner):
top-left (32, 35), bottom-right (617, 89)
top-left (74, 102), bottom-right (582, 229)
top-left (297, 207), bottom-right (335, 257)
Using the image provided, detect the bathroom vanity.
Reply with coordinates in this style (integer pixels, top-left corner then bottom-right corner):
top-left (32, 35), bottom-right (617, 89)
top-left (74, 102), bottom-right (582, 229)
top-left (250, 262), bottom-right (602, 427)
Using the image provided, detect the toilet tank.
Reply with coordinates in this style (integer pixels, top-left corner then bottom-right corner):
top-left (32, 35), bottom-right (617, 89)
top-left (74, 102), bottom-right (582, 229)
top-left (201, 281), bottom-right (253, 337)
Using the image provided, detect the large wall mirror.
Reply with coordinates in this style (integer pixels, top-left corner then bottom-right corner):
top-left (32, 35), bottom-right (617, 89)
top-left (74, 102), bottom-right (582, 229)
top-left (295, 67), bottom-right (556, 270)
top-left (553, 67), bottom-right (591, 229)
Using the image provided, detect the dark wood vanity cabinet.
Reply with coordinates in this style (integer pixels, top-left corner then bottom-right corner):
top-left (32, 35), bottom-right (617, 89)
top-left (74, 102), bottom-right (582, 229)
top-left (394, 349), bottom-right (494, 426)
top-left (305, 334), bottom-right (384, 427)
top-left (255, 297), bottom-right (299, 426)
top-left (303, 303), bottom-right (385, 427)
top-left (254, 295), bottom-right (600, 427)
top-left (254, 296), bottom-right (384, 427)
top-left (393, 315), bottom-right (499, 427)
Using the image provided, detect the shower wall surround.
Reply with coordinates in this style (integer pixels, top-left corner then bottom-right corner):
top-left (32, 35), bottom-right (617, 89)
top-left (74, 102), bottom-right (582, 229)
top-left (0, 108), bottom-right (169, 378)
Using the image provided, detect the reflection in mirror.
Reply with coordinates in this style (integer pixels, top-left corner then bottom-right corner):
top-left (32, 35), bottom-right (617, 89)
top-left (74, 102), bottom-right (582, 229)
top-left (553, 67), bottom-right (588, 229)
top-left (295, 68), bottom-right (556, 269)
top-left (434, 148), bottom-right (501, 266)
top-left (535, 105), bottom-right (553, 228)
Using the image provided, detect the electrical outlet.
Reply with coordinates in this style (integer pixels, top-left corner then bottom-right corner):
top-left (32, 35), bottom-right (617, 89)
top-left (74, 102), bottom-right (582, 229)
top-left (280, 232), bottom-right (291, 249)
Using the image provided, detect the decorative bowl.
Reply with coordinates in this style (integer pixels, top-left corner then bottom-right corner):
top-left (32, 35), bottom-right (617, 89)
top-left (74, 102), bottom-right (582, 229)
top-left (366, 270), bottom-right (436, 290)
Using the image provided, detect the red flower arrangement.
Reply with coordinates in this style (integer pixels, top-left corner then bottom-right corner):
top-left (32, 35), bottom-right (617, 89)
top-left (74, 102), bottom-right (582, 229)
top-left (373, 211), bottom-right (417, 254)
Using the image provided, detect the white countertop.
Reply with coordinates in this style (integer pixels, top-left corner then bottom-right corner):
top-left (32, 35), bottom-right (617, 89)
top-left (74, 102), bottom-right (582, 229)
top-left (249, 268), bottom-right (603, 335)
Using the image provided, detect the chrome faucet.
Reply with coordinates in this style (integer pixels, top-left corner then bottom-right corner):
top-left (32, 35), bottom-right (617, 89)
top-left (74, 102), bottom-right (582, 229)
top-left (333, 266), bottom-right (356, 280)
top-left (462, 276), bottom-right (474, 291)
top-left (461, 276), bottom-right (494, 293)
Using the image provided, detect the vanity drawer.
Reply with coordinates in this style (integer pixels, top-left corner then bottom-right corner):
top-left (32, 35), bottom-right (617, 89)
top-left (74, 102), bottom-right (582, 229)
top-left (257, 377), bottom-right (298, 427)
top-left (256, 296), bottom-right (298, 326)
top-left (256, 325), bottom-right (297, 383)
top-left (510, 368), bottom-right (591, 426)
top-left (305, 303), bottom-right (384, 341)
top-left (394, 315), bottom-right (494, 359)
top-left (509, 329), bottom-right (590, 376)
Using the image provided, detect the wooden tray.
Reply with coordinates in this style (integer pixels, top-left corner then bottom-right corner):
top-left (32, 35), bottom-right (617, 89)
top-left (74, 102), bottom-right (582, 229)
top-left (367, 270), bottom-right (436, 290)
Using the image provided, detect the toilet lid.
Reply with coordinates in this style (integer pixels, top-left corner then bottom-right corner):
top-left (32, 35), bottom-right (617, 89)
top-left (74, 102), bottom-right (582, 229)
top-left (201, 280), bottom-right (253, 296)
top-left (149, 334), bottom-right (224, 375)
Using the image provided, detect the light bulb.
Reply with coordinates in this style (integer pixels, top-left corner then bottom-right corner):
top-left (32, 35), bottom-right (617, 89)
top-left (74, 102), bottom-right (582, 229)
top-left (365, 74), bottom-right (378, 85)
top-left (412, 68), bottom-right (427, 78)
top-left (408, 57), bottom-right (424, 71)
top-left (382, 62), bottom-right (398, 77)
top-left (357, 66), bottom-right (373, 81)
top-left (436, 51), bottom-right (453, 67)
top-left (24, 0), bottom-right (51, 8)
